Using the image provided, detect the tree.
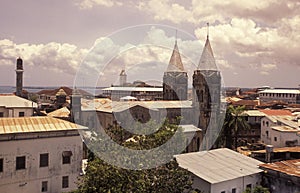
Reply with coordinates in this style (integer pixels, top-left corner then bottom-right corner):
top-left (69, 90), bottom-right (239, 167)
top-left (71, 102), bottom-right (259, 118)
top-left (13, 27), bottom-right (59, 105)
top-left (217, 105), bottom-right (249, 149)
top-left (243, 185), bottom-right (270, 193)
top-left (72, 120), bottom-right (196, 193)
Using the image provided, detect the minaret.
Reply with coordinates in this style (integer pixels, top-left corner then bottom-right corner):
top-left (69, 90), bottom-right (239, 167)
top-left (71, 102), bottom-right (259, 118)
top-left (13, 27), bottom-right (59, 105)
top-left (15, 57), bottom-right (24, 97)
top-left (193, 23), bottom-right (221, 150)
top-left (119, 69), bottom-right (127, 86)
top-left (163, 37), bottom-right (188, 100)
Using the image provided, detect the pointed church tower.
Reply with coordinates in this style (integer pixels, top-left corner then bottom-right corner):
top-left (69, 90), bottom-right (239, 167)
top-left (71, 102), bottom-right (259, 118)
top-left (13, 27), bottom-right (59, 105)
top-left (193, 24), bottom-right (221, 150)
top-left (163, 39), bottom-right (188, 100)
top-left (15, 57), bottom-right (24, 97)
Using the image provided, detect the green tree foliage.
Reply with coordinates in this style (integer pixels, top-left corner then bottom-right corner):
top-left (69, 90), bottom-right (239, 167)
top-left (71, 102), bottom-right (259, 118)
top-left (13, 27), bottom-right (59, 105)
top-left (73, 120), bottom-right (196, 193)
top-left (243, 185), bottom-right (270, 193)
top-left (216, 105), bottom-right (250, 149)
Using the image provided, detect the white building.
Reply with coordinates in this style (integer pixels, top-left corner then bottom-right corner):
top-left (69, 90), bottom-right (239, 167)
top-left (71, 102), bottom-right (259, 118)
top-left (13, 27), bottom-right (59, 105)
top-left (258, 89), bottom-right (300, 104)
top-left (0, 94), bottom-right (37, 117)
top-left (175, 148), bottom-right (263, 193)
top-left (0, 117), bottom-right (87, 193)
top-left (261, 115), bottom-right (299, 147)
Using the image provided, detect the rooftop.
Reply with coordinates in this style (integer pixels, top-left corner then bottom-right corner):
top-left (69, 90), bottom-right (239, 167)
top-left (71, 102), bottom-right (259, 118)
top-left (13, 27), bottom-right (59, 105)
top-left (260, 159), bottom-right (300, 178)
top-left (47, 107), bottom-right (70, 118)
top-left (102, 87), bottom-right (163, 92)
top-left (175, 148), bottom-right (263, 184)
top-left (0, 117), bottom-right (87, 135)
top-left (258, 89), bottom-right (300, 94)
top-left (0, 94), bottom-right (37, 108)
top-left (252, 146), bottom-right (300, 154)
top-left (82, 99), bottom-right (193, 113)
top-left (260, 109), bottom-right (293, 116)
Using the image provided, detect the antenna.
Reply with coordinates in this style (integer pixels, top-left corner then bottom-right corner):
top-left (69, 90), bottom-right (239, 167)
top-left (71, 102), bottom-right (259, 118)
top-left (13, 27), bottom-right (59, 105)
top-left (207, 22), bottom-right (209, 39)
top-left (175, 29), bottom-right (178, 44)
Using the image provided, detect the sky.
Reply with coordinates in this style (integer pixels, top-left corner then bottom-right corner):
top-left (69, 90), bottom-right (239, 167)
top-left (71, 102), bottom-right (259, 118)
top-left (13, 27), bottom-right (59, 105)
top-left (0, 0), bottom-right (299, 88)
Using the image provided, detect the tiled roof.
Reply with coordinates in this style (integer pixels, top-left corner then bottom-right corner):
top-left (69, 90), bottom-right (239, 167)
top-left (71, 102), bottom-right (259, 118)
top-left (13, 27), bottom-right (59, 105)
top-left (175, 148), bottom-right (263, 184)
top-left (0, 117), bottom-right (87, 134)
top-left (166, 41), bottom-right (185, 72)
top-left (198, 37), bottom-right (218, 71)
top-left (260, 159), bottom-right (300, 177)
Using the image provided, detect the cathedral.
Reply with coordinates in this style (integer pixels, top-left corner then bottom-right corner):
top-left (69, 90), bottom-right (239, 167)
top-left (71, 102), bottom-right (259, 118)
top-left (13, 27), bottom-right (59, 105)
top-left (162, 32), bottom-right (221, 149)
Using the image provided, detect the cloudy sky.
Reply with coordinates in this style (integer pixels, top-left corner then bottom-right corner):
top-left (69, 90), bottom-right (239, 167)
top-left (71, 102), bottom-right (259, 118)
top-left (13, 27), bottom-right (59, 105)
top-left (0, 0), bottom-right (299, 88)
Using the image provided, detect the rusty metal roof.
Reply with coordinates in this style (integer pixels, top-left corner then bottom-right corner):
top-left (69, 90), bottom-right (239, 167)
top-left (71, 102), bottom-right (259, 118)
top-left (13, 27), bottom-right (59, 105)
top-left (252, 146), bottom-right (300, 154)
top-left (0, 117), bottom-right (87, 134)
top-left (260, 159), bottom-right (300, 177)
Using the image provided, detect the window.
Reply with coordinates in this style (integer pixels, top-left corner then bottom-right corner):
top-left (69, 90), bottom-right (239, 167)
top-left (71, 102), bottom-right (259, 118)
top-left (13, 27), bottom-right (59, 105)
top-left (16, 156), bottom-right (26, 170)
top-left (40, 153), bottom-right (49, 167)
top-left (0, 112), bottom-right (3, 117)
top-left (0, 158), bottom-right (3, 172)
top-left (19, 112), bottom-right (25, 117)
top-left (266, 131), bottom-right (269, 137)
top-left (274, 137), bottom-right (277, 142)
top-left (232, 188), bottom-right (236, 193)
top-left (266, 121), bottom-right (269, 127)
top-left (41, 181), bottom-right (48, 192)
top-left (246, 184), bottom-right (252, 190)
top-left (62, 151), bottom-right (72, 164)
top-left (263, 121), bottom-right (265, 126)
top-left (62, 176), bottom-right (69, 188)
top-left (221, 191), bottom-right (225, 193)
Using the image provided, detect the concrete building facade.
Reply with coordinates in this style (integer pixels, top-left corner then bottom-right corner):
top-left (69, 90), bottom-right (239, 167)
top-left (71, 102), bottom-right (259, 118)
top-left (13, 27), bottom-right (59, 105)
top-left (0, 117), bottom-right (87, 193)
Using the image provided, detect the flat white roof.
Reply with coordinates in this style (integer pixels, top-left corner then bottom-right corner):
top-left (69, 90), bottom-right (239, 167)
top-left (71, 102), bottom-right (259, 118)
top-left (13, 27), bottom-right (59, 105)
top-left (175, 148), bottom-right (263, 184)
top-left (0, 95), bottom-right (38, 108)
top-left (258, 89), bottom-right (300, 94)
top-left (102, 87), bottom-right (163, 92)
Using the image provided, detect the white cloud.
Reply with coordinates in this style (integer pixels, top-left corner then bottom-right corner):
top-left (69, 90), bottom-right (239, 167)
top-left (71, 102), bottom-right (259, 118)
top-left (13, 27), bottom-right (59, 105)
top-left (0, 39), bottom-right (88, 74)
top-left (75, 0), bottom-right (123, 9)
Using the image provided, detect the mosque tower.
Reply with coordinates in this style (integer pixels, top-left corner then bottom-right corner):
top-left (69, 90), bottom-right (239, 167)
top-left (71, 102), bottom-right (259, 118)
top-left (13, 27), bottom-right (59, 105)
top-left (15, 57), bottom-right (24, 97)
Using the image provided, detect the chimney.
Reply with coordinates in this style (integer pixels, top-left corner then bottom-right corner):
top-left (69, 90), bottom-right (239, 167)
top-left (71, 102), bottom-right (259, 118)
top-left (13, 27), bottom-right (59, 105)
top-left (265, 145), bottom-right (273, 163)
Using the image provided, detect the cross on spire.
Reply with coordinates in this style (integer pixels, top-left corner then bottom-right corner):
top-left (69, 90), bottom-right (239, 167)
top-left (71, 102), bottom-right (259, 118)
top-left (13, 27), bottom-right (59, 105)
top-left (207, 22), bottom-right (209, 39)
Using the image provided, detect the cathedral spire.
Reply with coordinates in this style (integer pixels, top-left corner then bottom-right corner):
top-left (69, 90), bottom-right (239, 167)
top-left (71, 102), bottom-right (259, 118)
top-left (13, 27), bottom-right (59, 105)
top-left (197, 25), bottom-right (218, 71)
top-left (166, 36), bottom-right (184, 72)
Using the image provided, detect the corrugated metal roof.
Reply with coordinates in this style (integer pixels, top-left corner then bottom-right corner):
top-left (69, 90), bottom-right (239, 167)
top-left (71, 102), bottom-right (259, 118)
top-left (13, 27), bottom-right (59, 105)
top-left (175, 148), bottom-right (263, 184)
top-left (0, 117), bottom-right (87, 134)
top-left (252, 146), bottom-right (300, 154)
top-left (47, 107), bottom-right (70, 118)
top-left (260, 159), bottom-right (300, 177)
top-left (81, 99), bottom-right (193, 113)
top-left (243, 110), bottom-right (265, 117)
top-left (0, 95), bottom-right (38, 108)
top-left (260, 109), bottom-right (293, 116)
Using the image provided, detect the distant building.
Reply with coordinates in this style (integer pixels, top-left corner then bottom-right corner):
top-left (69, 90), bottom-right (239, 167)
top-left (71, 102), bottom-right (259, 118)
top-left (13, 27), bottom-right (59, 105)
top-left (260, 159), bottom-right (300, 193)
top-left (0, 117), bottom-right (87, 193)
top-left (175, 148), bottom-right (263, 193)
top-left (258, 88), bottom-right (300, 104)
top-left (102, 86), bottom-right (163, 101)
top-left (260, 113), bottom-right (299, 148)
top-left (0, 94), bottom-right (37, 117)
